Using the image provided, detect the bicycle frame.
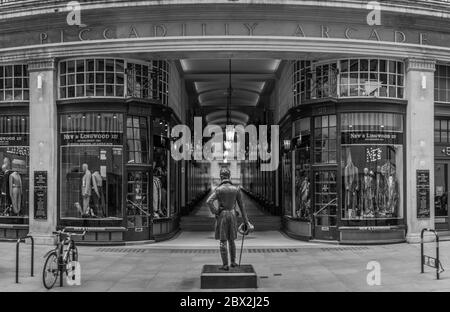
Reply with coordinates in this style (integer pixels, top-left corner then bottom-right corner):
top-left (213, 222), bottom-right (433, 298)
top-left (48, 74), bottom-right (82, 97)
top-left (43, 229), bottom-right (86, 288)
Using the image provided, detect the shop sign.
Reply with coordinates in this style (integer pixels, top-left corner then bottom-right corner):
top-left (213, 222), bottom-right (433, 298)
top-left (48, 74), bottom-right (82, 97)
top-left (61, 132), bottom-right (123, 146)
top-left (0, 134), bottom-right (29, 147)
top-left (440, 147), bottom-right (450, 156)
top-left (34, 171), bottom-right (48, 220)
top-left (341, 131), bottom-right (402, 145)
top-left (417, 170), bottom-right (430, 219)
top-left (357, 226), bottom-right (392, 231)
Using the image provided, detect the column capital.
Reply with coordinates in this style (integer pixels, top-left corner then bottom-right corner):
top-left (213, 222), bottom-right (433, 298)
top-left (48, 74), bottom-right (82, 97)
top-left (27, 58), bottom-right (56, 72)
top-left (406, 58), bottom-right (436, 73)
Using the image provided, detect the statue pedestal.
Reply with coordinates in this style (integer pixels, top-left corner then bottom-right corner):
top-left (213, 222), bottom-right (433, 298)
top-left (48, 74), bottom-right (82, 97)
top-left (201, 265), bottom-right (257, 289)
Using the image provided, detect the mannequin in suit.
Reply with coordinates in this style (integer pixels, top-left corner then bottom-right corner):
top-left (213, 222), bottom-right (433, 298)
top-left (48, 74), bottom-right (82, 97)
top-left (92, 170), bottom-right (105, 217)
top-left (375, 165), bottom-right (386, 213)
top-left (81, 163), bottom-right (92, 216)
top-left (386, 173), bottom-right (399, 215)
top-left (344, 150), bottom-right (359, 218)
top-left (2, 158), bottom-right (12, 215)
top-left (9, 171), bottom-right (22, 215)
top-left (360, 167), bottom-right (375, 216)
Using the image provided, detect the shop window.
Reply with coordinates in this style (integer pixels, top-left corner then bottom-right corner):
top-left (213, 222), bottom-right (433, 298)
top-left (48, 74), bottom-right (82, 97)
top-left (60, 113), bottom-right (124, 219)
top-left (126, 116), bottom-right (149, 164)
top-left (293, 60), bottom-right (312, 105)
top-left (341, 112), bottom-right (404, 220)
top-left (152, 60), bottom-right (170, 106)
top-left (435, 65), bottom-right (450, 103)
top-left (126, 171), bottom-right (150, 229)
top-left (293, 118), bottom-right (311, 220)
top-left (59, 59), bottom-right (125, 99)
top-left (0, 116), bottom-right (29, 218)
top-left (126, 62), bottom-right (151, 99)
top-left (339, 58), bottom-right (404, 99)
top-left (152, 117), bottom-right (169, 218)
top-left (169, 119), bottom-right (180, 216)
top-left (313, 62), bottom-right (338, 99)
top-left (281, 127), bottom-right (292, 216)
top-left (314, 115), bottom-right (337, 164)
top-left (0, 65), bottom-right (29, 102)
top-left (435, 118), bottom-right (450, 143)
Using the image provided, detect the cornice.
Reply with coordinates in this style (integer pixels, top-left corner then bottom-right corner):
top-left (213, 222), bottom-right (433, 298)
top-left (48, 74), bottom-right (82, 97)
top-left (1, 36), bottom-right (450, 64)
top-left (27, 58), bottom-right (56, 72)
top-left (1, 1), bottom-right (450, 20)
top-left (406, 58), bottom-right (436, 72)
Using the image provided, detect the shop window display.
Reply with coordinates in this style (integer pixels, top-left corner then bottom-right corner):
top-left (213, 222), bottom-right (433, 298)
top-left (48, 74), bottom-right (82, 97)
top-left (126, 116), bottom-right (151, 228)
top-left (281, 128), bottom-right (292, 216)
top-left (169, 119), bottom-right (180, 216)
top-left (126, 171), bottom-right (150, 228)
top-left (293, 118), bottom-right (311, 220)
top-left (153, 117), bottom-right (169, 218)
top-left (341, 112), bottom-right (403, 220)
top-left (60, 113), bottom-right (123, 219)
top-left (0, 116), bottom-right (29, 217)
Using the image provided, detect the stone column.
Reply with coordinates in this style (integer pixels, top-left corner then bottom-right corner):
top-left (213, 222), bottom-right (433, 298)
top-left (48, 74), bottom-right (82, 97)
top-left (405, 58), bottom-right (436, 243)
top-left (27, 58), bottom-right (58, 245)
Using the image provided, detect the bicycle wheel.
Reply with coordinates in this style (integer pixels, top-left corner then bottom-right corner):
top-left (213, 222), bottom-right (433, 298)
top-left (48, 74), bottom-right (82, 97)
top-left (42, 252), bottom-right (59, 289)
top-left (42, 252), bottom-right (59, 290)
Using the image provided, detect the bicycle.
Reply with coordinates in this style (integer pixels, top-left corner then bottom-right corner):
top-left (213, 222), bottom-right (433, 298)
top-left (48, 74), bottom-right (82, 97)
top-left (42, 228), bottom-right (86, 290)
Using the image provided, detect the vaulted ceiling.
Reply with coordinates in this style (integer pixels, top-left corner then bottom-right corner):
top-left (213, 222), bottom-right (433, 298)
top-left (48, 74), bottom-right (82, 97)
top-left (180, 58), bottom-right (281, 126)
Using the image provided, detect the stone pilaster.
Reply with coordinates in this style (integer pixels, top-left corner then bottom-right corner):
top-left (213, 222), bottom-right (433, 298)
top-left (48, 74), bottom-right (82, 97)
top-left (405, 58), bottom-right (436, 243)
top-left (27, 58), bottom-right (58, 245)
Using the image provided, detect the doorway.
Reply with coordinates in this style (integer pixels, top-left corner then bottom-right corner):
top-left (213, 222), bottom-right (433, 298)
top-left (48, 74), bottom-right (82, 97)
top-left (435, 162), bottom-right (450, 231)
top-left (125, 169), bottom-right (152, 241)
top-left (313, 169), bottom-right (338, 240)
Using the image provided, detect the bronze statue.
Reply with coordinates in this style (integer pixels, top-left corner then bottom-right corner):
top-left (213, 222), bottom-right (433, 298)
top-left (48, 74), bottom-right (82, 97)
top-left (206, 167), bottom-right (254, 271)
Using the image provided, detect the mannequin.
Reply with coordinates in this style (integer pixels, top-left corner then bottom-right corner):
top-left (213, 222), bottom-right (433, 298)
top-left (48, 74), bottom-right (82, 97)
top-left (386, 173), bottom-right (399, 215)
top-left (297, 176), bottom-right (310, 219)
top-left (375, 165), bottom-right (386, 214)
top-left (360, 167), bottom-right (375, 217)
top-left (0, 164), bottom-right (6, 214)
top-left (92, 170), bottom-right (105, 217)
top-left (344, 150), bottom-right (359, 218)
top-left (9, 171), bottom-right (22, 215)
top-left (81, 163), bottom-right (92, 216)
top-left (2, 158), bottom-right (12, 215)
top-left (152, 174), bottom-right (162, 217)
top-left (343, 150), bottom-right (357, 213)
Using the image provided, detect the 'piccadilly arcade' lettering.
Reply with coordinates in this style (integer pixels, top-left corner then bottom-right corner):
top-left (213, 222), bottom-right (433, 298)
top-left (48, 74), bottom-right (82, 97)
top-left (37, 22), bottom-right (430, 46)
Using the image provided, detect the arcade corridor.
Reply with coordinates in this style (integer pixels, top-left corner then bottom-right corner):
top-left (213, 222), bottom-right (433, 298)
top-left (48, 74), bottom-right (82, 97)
top-left (180, 190), bottom-right (281, 232)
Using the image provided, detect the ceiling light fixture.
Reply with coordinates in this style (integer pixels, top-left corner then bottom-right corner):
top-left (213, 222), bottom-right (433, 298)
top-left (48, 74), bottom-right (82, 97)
top-left (225, 59), bottom-right (235, 143)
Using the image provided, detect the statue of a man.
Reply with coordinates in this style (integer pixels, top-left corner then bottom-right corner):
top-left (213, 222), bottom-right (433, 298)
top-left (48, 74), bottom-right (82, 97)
top-left (206, 167), bottom-right (254, 271)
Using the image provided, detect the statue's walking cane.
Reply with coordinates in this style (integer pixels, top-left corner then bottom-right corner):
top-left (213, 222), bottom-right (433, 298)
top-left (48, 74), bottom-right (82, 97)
top-left (238, 223), bottom-right (250, 267)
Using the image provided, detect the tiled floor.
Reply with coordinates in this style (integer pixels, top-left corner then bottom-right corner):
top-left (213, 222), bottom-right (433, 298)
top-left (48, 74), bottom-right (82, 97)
top-left (1, 232), bottom-right (450, 292)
